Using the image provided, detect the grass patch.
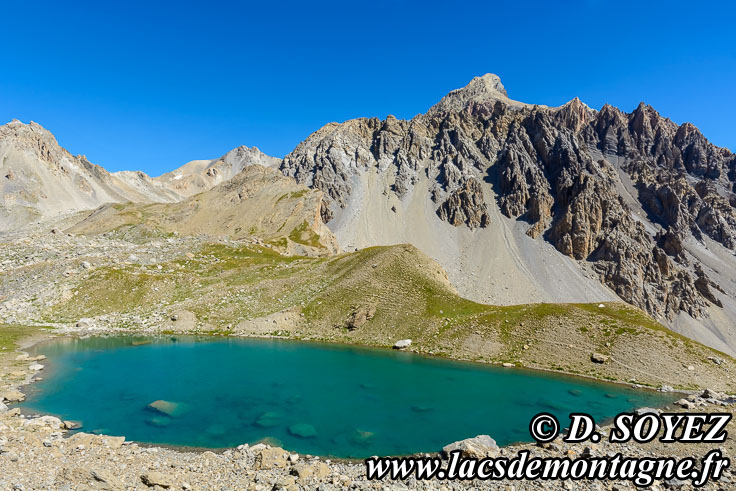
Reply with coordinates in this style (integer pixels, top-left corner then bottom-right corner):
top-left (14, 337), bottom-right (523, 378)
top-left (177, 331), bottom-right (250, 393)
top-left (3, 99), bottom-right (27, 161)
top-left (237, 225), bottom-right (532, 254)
top-left (0, 324), bottom-right (52, 351)
top-left (288, 220), bottom-right (323, 248)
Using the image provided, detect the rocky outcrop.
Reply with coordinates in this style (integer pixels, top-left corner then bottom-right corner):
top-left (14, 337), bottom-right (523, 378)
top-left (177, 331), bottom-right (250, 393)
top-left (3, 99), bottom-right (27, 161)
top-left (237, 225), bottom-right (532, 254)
top-left (436, 177), bottom-right (489, 229)
top-left (280, 74), bottom-right (736, 324)
top-left (345, 304), bottom-right (376, 330)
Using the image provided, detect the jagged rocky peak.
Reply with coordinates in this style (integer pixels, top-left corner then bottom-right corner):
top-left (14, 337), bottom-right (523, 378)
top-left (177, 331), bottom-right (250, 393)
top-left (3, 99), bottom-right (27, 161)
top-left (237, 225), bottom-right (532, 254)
top-left (280, 72), bottom-right (736, 336)
top-left (216, 145), bottom-right (280, 171)
top-left (428, 73), bottom-right (528, 114)
top-left (0, 119), bottom-right (73, 167)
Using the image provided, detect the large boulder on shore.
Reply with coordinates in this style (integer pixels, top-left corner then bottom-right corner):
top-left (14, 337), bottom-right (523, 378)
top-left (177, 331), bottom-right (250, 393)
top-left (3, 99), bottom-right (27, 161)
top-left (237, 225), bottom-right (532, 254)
top-left (393, 339), bottom-right (412, 349)
top-left (254, 447), bottom-right (289, 469)
top-left (1, 389), bottom-right (25, 402)
top-left (442, 435), bottom-right (499, 458)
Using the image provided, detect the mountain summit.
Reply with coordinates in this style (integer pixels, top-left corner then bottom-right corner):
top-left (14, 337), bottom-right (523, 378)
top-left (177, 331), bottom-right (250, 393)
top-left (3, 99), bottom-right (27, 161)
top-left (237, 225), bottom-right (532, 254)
top-left (281, 74), bottom-right (736, 355)
top-left (428, 73), bottom-right (523, 113)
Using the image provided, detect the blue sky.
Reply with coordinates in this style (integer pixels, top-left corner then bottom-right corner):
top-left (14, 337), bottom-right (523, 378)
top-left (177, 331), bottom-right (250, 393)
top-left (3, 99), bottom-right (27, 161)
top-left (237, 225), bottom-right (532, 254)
top-left (2, 1), bottom-right (734, 175)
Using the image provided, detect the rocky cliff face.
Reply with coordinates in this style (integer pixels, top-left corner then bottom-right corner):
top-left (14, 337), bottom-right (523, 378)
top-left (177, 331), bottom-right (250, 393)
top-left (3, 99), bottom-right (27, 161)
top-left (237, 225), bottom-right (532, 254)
top-left (280, 74), bottom-right (736, 329)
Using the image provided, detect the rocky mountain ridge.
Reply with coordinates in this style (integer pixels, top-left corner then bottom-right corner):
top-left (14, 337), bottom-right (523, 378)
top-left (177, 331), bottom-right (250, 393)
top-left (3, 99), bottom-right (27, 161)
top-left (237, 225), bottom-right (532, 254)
top-left (0, 120), bottom-right (182, 230)
top-left (280, 74), bottom-right (736, 353)
top-left (0, 120), bottom-right (280, 231)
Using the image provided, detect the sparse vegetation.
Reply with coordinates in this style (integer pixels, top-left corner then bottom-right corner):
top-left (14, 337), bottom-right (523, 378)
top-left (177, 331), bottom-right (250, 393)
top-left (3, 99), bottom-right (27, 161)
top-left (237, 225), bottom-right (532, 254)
top-left (43, 242), bottom-right (736, 391)
top-left (0, 324), bottom-right (52, 351)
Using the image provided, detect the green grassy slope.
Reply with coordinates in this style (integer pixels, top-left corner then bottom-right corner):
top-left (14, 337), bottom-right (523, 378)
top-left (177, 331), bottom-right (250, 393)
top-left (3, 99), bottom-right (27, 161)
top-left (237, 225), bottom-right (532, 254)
top-left (46, 242), bottom-right (736, 391)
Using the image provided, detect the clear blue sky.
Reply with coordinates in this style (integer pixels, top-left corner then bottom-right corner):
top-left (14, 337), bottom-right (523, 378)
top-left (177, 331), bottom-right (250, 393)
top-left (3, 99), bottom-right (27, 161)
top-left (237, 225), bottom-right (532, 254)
top-left (2, 1), bottom-right (734, 175)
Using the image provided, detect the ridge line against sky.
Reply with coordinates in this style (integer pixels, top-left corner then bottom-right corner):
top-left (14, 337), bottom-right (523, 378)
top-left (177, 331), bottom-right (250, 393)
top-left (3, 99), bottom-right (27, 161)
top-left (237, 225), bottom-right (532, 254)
top-left (1, 0), bottom-right (734, 175)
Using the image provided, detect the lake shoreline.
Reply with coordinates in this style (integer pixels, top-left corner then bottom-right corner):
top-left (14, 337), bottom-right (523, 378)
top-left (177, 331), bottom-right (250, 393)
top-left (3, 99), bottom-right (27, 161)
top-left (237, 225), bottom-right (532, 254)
top-left (16, 323), bottom-right (705, 395)
top-left (16, 332), bottom-right (679, 456)
top-left (2, 328), bottom-right (735, 489)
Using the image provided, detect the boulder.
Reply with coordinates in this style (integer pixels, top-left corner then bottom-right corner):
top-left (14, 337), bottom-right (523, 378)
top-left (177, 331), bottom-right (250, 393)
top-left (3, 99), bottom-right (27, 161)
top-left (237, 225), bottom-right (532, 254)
top-left (254, 447), bottom-right (289, 469)
top-left (590, 352), bottom-right (609, 364)
top-left (294, 462), bottom-right (331, 481)
top-left (23, 415), bottom-right (64, 431)
top-left (1, 390), bottom-right (25, 402)
top-left (90, 468), bottom-right (124, 490)
top-left (146, 400), bottom-right (188, 417)
top-left (56, 467), bottom-right (123, 490)
top-left (674, 398), bottom-right (695, 409)
top-left (635, 407), bottom-right (662, 416)
top-left (442, 435), bottom-right (499, 458)
top-left (141, 471), bottom-right (173, 488)
top-left (66, 432), bottom-right (97, 448)
top-left (345, 304), bottom-right (376, 330)
top-left (701, 388), bottom-right (726, 400)
top-left (100, 436), bottom-right (126, 449)
top-left (274, 475), bottom-right (297, 490)
top-left (393, 339), bottom-right (412, 349)
top-left (29, 363), bottom-right (44, 371)
top-left (288, 423), bottom-right (317, 438)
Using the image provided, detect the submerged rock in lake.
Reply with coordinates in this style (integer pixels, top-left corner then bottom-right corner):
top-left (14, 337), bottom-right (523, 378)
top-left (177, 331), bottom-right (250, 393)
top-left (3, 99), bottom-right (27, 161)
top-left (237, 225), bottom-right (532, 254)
top-left (206, 424), bottom-right (226, 436)
top-left (288, 423), bottom-right (317, 438)
top-left (147, 400), bottom-right (189, 417)
top-left (146, 416), bottom-right (172, 427)
top-left (255, 411), bottom-right (281, 428)
top-left (349, 428), bottom-right (375, 445)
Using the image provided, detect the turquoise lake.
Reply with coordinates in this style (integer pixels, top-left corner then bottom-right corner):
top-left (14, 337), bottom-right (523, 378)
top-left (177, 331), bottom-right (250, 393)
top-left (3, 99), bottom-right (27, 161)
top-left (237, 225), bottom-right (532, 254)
top-left (21, 336), bottom-right (674, 458)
